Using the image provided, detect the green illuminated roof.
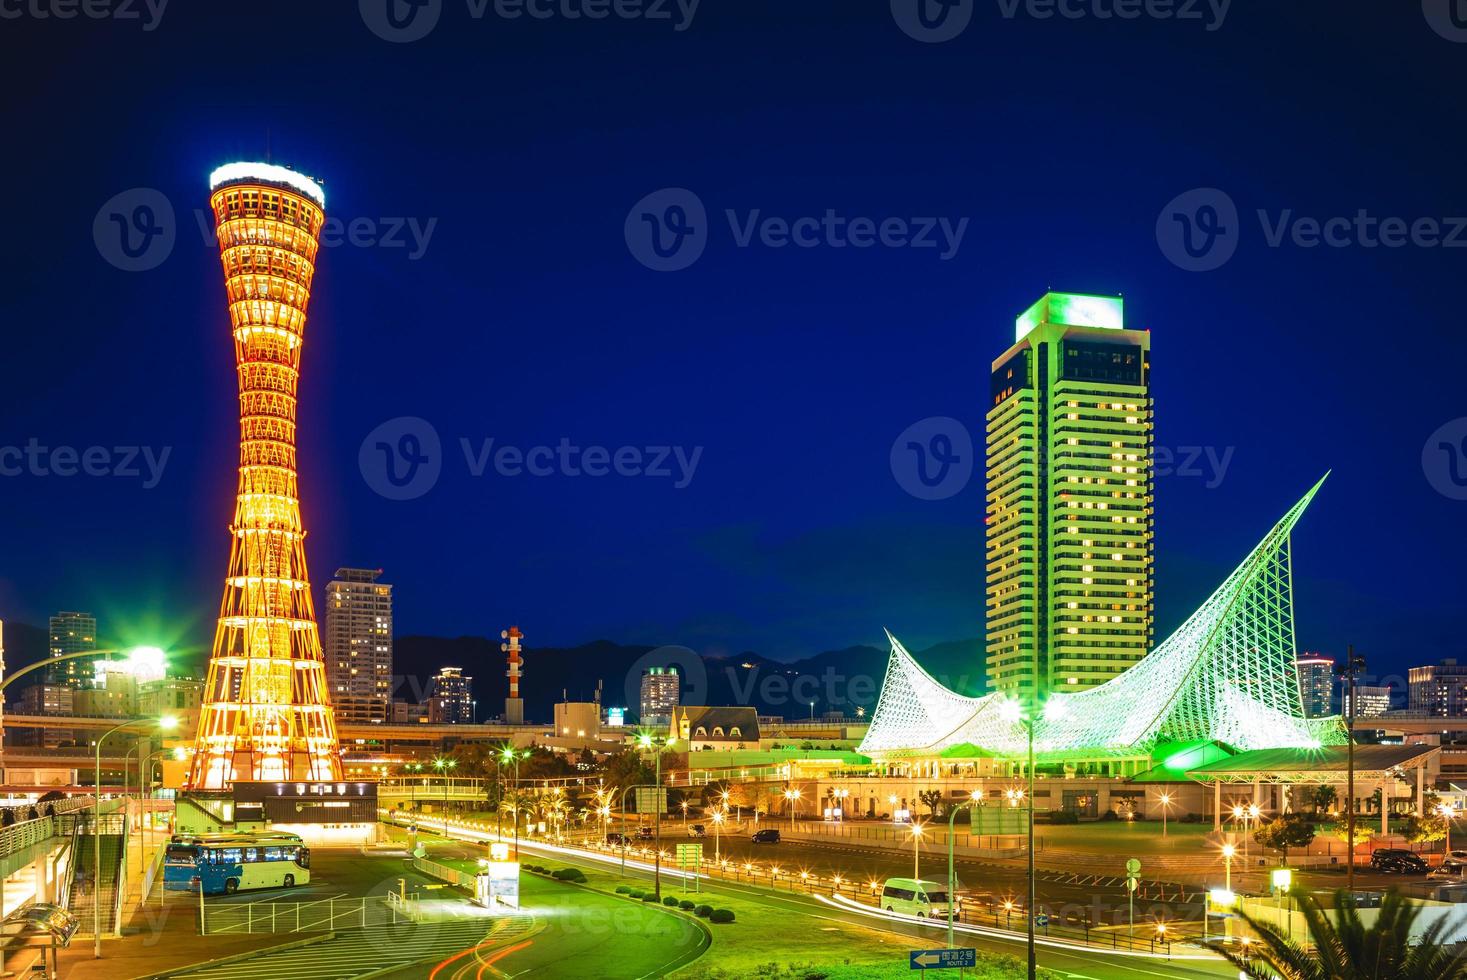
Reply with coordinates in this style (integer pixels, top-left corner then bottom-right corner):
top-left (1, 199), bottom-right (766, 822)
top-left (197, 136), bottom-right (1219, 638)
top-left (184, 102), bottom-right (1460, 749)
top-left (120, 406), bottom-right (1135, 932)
top-left (1015, 292), bottom-right (1124, 343)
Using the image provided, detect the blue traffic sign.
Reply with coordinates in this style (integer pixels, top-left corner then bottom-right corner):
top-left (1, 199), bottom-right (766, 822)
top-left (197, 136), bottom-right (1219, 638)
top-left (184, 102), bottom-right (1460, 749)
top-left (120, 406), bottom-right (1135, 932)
top-left (909, 948), bottom-right (977, 970)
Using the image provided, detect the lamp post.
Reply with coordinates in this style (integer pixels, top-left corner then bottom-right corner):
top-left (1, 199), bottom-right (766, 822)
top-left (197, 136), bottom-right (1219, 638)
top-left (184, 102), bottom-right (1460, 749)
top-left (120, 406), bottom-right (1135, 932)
top-left (636, 732), bottom-right (675, 899)
top-left (1222, 843), bottom-right (1235, 893)
top-left (908, 821), bottom-right (925, 880)
top-left (94, 714), bottom-right (176, 958)
top-left (1158, 792), bottom-right (1172, 838)
top-left (432, 757), bottom-right (456, 836)
top-left (947, 792), bottom-right (982, 950)
top-left (712, 808), bottom-right (724, 864)
top-left (784, 788), bottom-right (801, 833)
top-left (1001, 695), bottom-right (1063, 980)
top-left (1438, 803), bottom-right (1455, 857)
top-left (1336, 648), bottom-right (1366, 892)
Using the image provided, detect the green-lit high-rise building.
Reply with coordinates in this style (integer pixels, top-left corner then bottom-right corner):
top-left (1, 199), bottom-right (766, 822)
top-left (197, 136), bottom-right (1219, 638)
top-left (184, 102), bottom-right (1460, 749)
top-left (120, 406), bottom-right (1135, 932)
top-left (985, 292), bottom-right (1153, 702)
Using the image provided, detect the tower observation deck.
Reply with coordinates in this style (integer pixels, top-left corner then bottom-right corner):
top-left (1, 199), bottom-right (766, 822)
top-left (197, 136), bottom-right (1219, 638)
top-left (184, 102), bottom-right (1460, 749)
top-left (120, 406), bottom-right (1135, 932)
top-left (187, 162), bottom-right (342, 789)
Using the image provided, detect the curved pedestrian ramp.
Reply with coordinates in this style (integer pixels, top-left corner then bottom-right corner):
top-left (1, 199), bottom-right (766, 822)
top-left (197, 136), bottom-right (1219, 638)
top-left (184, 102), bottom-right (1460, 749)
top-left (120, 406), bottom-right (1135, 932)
top-left (165, 914), bottom-right (536, 980)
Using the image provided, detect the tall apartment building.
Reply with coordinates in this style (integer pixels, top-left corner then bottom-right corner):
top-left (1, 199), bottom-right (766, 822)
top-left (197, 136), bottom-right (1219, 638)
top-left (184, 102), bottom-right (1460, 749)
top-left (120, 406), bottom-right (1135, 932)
top-left (47, 611), bottom-right (96, 688)
top-left (1344, 685), bottom-right (1393, 719)
top-left (324, 568), bottom-right (393, 724)
top-left (640, 666), bottom-right (680, 727)
top-left (985, 292), bottom-right (1153, 701)
top-left (427, 667), bottom-right (473, 723)
top-left (1296, 653), bottom-right (1336, 717)
top-left (1409, 660), bottom-right (1467, 717)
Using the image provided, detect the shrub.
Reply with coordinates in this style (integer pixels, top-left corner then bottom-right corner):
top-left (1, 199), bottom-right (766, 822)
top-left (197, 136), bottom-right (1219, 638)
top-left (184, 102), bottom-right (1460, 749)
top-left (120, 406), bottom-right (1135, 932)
top-left (1100, 810), bottom-right (1119, 821)
top-left (629, 889), bottom-right (645, 899)
top-left (695, 904), bottom-right (713, 918)
top-left (663, 895), bottom-right (680, 907)
top-left (1043, 810), bottom-right (1080, 825)
top-left (709, 908), bottom-right (736, 923)
top-left (615, 885), bottom-right (631, 894)
top-left (641, 893), bottom-right (658, 902)
top-left (552, 868), bottom-right (586, 881)
top-left (679, 900), bottom-right (696, 910)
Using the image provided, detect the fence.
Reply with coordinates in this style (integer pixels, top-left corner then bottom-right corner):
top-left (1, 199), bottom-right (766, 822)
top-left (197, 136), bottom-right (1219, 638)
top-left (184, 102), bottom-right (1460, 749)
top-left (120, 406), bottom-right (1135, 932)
top-left (411, 856), bottom-right (476, 889)
top-left (200, 897), bottom-right (405, 935)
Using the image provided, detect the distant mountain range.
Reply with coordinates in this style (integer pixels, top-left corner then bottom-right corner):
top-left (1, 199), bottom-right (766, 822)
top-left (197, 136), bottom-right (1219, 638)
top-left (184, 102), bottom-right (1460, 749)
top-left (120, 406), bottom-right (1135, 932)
top-left (0, 621), bottom-right (985, 723)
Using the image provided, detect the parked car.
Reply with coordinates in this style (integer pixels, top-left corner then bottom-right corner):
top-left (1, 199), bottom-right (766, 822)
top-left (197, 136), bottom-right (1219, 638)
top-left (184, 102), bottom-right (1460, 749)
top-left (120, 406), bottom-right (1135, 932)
top-left (688, 824), bottom-right (706, 838)
top-left (751, 828), bottom-right (781, 844)
top-left (636, 826), bottom-right (655, 840)
top-left (1370, 848), bottom-right (1428, 873)
top-left (1446, 849), bottom-right (1467, 864)
top-left (880, 878), bottom-right (954, 919)
top-left (1428, 860), bottom-right (1467, 881)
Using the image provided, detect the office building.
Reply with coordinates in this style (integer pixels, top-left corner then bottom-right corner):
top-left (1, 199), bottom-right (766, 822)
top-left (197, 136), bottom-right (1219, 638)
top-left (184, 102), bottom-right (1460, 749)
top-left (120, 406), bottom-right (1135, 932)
top-left (47, 611), bottom-right (96, 688)
top-left (1296, 653), bottom-right (1335, 717)
top-left (427, 667), bottom-right (473, 723)
top-left (1344, 685), bottom-right (1393, 719)
top-left (986, 292), bottom-right (1153, 700)
top-left (1409, 660), bottom-right (1467, 717)
top-left (325, 568), bottom-right (394, 724)
top-left (640, 666), bottom-right (680, 727)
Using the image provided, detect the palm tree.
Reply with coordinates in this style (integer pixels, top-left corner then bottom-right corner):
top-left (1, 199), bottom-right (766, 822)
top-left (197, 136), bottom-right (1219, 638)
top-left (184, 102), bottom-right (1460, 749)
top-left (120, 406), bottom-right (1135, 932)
top-left (1215, 887), bottom-right (1467, 979)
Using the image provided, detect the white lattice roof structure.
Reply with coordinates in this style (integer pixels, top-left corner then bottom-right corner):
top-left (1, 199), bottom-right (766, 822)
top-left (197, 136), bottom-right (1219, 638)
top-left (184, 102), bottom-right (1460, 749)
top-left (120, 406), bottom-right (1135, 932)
top-left (860, 475), bottom-right (1347, 762)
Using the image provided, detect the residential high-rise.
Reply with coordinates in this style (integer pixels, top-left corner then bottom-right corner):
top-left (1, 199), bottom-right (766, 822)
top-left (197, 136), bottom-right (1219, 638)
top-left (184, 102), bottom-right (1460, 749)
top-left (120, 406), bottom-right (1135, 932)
top-left (325, 568), bottom-right (393, 724)
top-left (187, 162), bottom-right (341, 789)
top-left (1296, 653), bottom-right (1336, 717)
top-left (985, 292), bottom-right (1153, 701)
top-left (47, 611), bottom-right (96, 688)
top-left (427, 667), bottom-right (473, 723)
top-left (640, 666), bottom-right (680, 728)
top-left (1409, 660), bottom-right (1467, 717)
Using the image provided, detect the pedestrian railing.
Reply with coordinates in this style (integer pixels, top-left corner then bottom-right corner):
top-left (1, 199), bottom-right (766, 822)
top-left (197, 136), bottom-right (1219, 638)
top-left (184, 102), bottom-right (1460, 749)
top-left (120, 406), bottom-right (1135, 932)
top-left (411, 856), bottom-right (476, 889)
top-left (200, 897), bottom-right (406, 935)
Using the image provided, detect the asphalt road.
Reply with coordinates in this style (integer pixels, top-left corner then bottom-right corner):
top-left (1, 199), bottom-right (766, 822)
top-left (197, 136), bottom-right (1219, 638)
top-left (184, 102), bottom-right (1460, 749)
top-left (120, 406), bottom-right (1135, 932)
top-left (505, 834), bottom-right (1242, 980)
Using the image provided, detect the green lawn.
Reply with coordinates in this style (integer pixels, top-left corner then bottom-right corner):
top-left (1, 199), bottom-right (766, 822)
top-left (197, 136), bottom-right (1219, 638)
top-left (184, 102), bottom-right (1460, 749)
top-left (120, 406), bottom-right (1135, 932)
top-left (1036, 819), bottom-right (1218, 856)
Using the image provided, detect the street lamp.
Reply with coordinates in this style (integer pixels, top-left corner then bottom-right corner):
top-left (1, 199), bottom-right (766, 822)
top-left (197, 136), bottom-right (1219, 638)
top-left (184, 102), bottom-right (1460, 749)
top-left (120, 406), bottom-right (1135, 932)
top-left (1438, 803), bottom-right (1456, 856)
top-left (712, 808), bottom-right (724, 864)
top-left (1221, 843), bottom-right (1236, 892)
top-left (432, 757), bottom-right (456, 836)
top-left (635, 732), bottom-right (675, 899)
top-left (94, 714), bottom-right (176, 958)
top-left (999, 694), bottom-right (1064, 980)
top-left (1157, 792), bottom-right (1173, 838)
top-left (1336, 648), bottom-right (1367, 892)
top-left (784, 788), bottom-right (801, 832)
top-left (908, 820), bottom-right (925, 880)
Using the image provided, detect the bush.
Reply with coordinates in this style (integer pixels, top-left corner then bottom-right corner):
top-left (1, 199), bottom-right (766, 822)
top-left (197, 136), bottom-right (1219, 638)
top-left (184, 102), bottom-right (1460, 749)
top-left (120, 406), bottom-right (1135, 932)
top-left (551, 868), bottom-right (586, 882)
top-left (615, 885), bottom-right (631, 894)
top-left (663, 895), bottom-right (680, 906)
top-left (679, 900), bottom-right (696, 910)
top-left (695, 904), bottom-right (713, 918)
top-left (1043, 810), bottom-right (1080, 825)
top-left (629, 889), bottom-right (645, 899)
top-left (1100, 810), bottom-right (1119, 821)
top-left (641, 893), bottom-right (658, 902)
top-left (709, 908), bottom-right (736, 923)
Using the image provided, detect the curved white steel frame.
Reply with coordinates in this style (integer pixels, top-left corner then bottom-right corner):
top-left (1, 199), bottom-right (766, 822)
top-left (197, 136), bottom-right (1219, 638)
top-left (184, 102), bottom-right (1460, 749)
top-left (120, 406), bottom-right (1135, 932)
top-left (860, 475), bottom-right (1346, 762)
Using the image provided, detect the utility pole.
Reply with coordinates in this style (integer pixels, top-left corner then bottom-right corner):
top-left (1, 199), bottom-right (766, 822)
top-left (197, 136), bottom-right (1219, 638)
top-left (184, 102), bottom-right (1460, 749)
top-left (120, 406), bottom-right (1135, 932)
top-left (1337, 648), bottom-right (1365, 893)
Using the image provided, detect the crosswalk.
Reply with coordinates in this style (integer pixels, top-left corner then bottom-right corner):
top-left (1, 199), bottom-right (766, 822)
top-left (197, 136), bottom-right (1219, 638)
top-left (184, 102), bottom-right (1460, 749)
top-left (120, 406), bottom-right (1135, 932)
top-left (169, 918), bottom-right (510, 980)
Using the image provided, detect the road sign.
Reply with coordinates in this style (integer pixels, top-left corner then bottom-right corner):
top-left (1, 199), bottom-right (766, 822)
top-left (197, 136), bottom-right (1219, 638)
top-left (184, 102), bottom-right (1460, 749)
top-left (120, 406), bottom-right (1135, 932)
top-left (909, 948), bottom-right (976, 970)
top-left (1126, 877), bottom-right (1138, 892)
top-left (635, 787), bottom-right (669, 814)
top-left (1033, 914), bottom-right (1050, 927)
top-left (1125, 858), bottom-right (1141, 875)
top-left (676, 843), bottom-right (703, 871)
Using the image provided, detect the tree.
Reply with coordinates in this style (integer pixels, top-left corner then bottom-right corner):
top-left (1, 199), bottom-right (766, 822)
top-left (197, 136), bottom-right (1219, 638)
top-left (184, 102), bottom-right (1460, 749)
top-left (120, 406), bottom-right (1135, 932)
top-left (1401, 796), bottom-right (1447, 845)
top-left (1311, 785), bottom-right (1338, 815)
top-left (1212, 887), bottom-right (1467, 980)
top-left (918, 789), bottom-right (944, 817)
top-left (1255, 815), bottom-right (1316, 860)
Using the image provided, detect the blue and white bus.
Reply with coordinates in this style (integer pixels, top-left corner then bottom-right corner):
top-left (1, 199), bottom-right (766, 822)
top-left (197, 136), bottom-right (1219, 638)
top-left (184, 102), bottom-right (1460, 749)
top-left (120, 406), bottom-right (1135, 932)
top-left (164, 835), bottom-right (311, 894)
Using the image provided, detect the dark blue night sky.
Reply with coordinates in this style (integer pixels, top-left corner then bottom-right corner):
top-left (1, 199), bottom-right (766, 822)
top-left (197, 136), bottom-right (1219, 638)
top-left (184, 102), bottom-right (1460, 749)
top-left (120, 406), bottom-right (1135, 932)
top-left (1, 1), bottom-right (1463, 687)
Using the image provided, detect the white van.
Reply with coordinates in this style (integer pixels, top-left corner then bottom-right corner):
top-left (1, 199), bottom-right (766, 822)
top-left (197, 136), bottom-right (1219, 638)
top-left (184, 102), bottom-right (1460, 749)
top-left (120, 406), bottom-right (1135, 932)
top-left (880, 878), bottom-right (954, 918)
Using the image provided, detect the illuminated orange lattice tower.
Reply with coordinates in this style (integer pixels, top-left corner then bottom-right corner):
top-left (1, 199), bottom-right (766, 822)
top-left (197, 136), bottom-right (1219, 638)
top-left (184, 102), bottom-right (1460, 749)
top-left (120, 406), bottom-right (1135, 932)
top-left (188, 163), bottom-right (342, 789)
